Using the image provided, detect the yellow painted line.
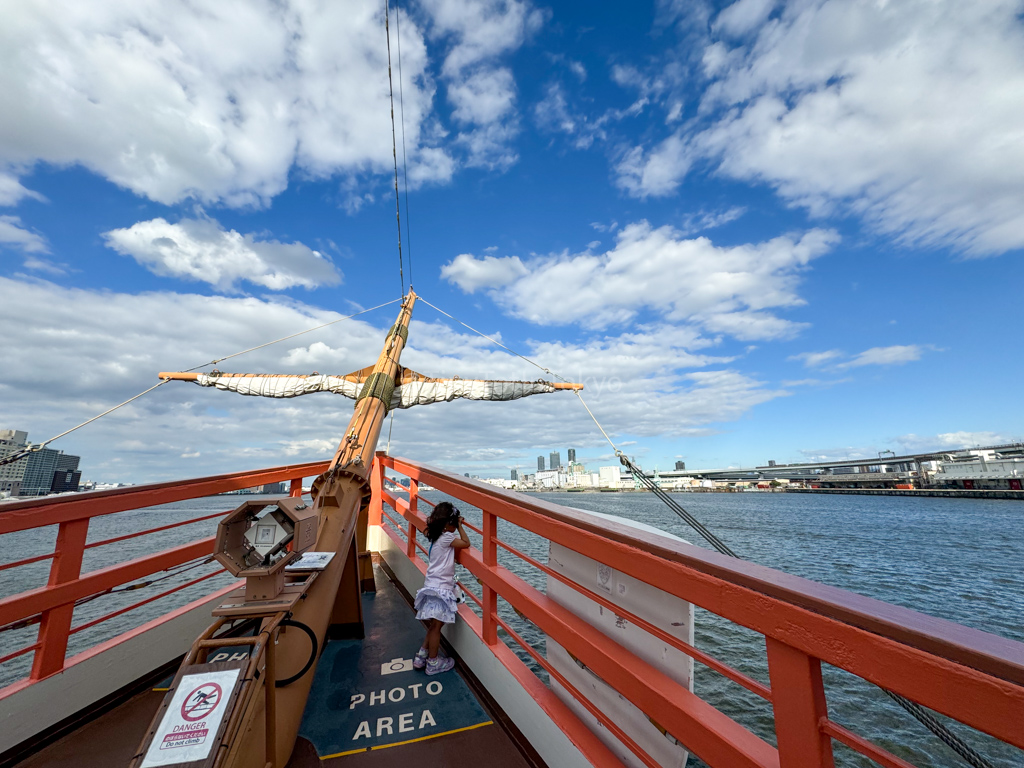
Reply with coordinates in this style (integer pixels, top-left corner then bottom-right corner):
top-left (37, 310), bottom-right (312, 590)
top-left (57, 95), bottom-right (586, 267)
top-left (369, 721), bottom-right (493, 751)
top-left (319, 747), bottom-right (369, 760)
top-left (152, 687), bottom-right (170, 692)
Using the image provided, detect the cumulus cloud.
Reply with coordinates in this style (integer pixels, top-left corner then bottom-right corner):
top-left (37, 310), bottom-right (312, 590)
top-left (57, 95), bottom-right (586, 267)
top-left (618, 0), bottom-right (1024, 255)
top-left (440, 252), bottom-right (528, 291)
top-left (0, 215), bottom-right (48, 253)
top-left (103, 216), bottom-right (340, 291)
top-left (0, 276), bottom-right (788, 482)
top-left (442, 221), bottom-right (837, 338)
top-left (422, 0), bottom-right (545, 168)
top-left (0, 1), bottom-right (450, 208)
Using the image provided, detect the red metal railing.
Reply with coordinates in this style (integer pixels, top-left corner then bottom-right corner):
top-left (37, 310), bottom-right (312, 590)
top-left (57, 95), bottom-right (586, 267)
top-left (0, 461), bottom-right (326, 693)
top-left (374, 454), bottom-right (1024, 768)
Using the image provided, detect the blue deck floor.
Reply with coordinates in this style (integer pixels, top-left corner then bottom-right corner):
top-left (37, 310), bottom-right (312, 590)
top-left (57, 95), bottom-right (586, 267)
top-left (291, 566), bottom-right (532, 766)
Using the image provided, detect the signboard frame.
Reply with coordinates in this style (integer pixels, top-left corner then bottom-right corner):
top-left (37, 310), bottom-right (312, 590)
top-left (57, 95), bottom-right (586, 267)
top-left (134, 660), bottom-right (249, 768)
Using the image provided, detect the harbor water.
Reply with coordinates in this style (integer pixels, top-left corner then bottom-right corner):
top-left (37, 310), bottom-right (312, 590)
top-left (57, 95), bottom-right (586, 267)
top-left (2, 491), bottom-right (1022, 767)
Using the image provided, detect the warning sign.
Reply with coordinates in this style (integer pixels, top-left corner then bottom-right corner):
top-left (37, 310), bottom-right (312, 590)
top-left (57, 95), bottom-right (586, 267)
top-left (140, 669), bottom-right (240, 768)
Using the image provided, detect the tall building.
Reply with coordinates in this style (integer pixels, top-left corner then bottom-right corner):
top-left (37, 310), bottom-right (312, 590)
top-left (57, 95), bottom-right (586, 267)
top-left (0, 429), bottom-right (82, 496)
top-left (549, 451), bottom-right (561, 470)
top-left (537, 456), bottom-right (545, 471)
top-left (675, 461), bottom-right (686, 471)
top-left (567, 448), bottom-right (576, 463)
top-left (0, 430), bottom-right (29, 496)
top-left (510, 469), bottom-right (518, 481)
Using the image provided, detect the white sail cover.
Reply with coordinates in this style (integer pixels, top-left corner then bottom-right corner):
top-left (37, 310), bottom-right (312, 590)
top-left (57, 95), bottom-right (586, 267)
top-left (194, 374), bottom-right (557, 409)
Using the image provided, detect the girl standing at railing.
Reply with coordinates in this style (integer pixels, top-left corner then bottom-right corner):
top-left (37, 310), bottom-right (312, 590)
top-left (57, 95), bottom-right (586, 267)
top-left (413, 501), bottom-right (470, 675)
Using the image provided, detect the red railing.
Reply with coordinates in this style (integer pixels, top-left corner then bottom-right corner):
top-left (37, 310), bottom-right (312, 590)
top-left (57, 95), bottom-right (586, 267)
top-left (0, 461), bottom-right (327, 693)
top-left (373, 454), bottom-right (1024, 768)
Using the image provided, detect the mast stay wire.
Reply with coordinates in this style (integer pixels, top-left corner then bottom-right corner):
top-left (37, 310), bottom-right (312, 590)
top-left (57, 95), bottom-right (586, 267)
top-left (394, 0), bottom-right (413, 288)
top-left (384, 0), bottom-right (406, 297)
top-left (416, 293), bottom-right (995, 768)
top-left (0, 299), bottom-right (402, 468)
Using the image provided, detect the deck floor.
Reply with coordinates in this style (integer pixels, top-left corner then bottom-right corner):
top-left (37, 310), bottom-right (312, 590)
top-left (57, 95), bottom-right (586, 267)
top-left (288, 565), bottom-right (534, 767)
top-left (13, 565), bottom-right (536, 768)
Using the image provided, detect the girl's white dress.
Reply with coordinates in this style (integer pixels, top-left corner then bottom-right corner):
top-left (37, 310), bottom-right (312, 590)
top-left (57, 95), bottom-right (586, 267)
top-left (414, 530), bottom-right (459, 624)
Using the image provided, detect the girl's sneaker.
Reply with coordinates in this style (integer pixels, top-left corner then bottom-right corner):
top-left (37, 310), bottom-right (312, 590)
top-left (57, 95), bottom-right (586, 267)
top-left (425, 656), bottom-right (455, 676)
top-left (413, 647), bottom-right (428, 670)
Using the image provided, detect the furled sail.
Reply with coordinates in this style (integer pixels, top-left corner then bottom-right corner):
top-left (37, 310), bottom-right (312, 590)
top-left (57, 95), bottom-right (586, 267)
top-left (192, 372), bottom-right (561, 409)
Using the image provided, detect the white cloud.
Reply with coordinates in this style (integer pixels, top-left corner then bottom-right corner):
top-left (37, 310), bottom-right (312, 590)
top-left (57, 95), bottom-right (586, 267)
top-left (788, 349), bottom-right (843, 368)
top-left (0, 276), bottom-right (788, 482)
top-left (0, 1), bottom-right (451, 208)
top-left (422, 0), bottom-right (545, 168)
top-left (790, 345), bottom-right (930, 370)
top-left (836, 345), bottom-right (925, 369)
top-left (443, 221), bottom-right (837, 338)
top-left (102, 216), bottom-right (341, 292)
top-left (0, 173), bottom-right (45, 206)
top-left (440, 252), bottom-right (528, 291)
top-left (618, 0), bottom-right (1024, 255)
top-left (894, 431), bottom-right (1016, 453)
top-left (0, 215), bottom-right (48, 253)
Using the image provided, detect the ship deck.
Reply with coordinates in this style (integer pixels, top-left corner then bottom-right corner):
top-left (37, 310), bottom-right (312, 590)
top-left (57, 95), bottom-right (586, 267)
top-left (12, 564), bottom-right (539, 768)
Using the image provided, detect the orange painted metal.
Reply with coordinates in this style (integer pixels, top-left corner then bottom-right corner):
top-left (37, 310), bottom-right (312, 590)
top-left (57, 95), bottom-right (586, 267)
top-left (31, 518), bottom-right (89, 679)
top-left (377, 454), bottom-right (1024, 768)
top-left (818, 720), bottom-right (919, 768)
top-left (0, 460), bottom-right (329, 535)
top-left (765, 638), bottom-right (834, 768)
top-left (0, 462), bottom-right (323, 688)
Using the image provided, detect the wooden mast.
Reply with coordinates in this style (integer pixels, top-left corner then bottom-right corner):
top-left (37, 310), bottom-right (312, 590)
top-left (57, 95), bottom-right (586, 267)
top-left (219, 289), bottom-right (418, 768)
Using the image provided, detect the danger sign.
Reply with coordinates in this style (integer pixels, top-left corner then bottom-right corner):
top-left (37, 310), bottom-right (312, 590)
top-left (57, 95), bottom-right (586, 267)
top-left (181, 683), bottom-right (223, 721)
top-left (140, 669), bottom-right (240, 768)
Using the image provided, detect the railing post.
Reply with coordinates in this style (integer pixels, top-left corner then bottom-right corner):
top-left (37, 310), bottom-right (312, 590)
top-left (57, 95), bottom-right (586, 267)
top-left (482, 511), bottom-right (498, 646)
top-left (766, 637), bottom-right (835, 768)
top-left (31, 518), bottom-right (90, 679)
top-left (289, 477), bottom-right (302, 497)
top-left (369, 453), bottom-right (384, 527)
top-left (407, 478), bottom-right (419, 558)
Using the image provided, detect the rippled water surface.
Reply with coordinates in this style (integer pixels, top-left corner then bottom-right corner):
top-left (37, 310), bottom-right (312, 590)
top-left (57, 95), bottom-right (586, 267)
top-left (3, 490), bottom-right (1022, 767)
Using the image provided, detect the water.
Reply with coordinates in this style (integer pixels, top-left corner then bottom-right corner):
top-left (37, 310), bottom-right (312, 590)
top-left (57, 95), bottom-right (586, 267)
top-left (2, 491), bottom-right (1022, 766)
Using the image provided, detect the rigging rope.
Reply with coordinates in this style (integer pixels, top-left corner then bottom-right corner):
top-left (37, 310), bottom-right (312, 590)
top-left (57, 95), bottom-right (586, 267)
top-left (384, 0), bottom-right (406, 297)
top-left (415, 293), bottom-right (995, 768)
top-left (0, 300), bottom-right (402, 467)
top-left (394, 0), bottom-right (413, 288)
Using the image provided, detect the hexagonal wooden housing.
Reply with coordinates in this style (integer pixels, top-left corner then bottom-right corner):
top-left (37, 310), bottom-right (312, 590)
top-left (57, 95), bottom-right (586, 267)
top-left (214, 497), bottom-right (318, 602)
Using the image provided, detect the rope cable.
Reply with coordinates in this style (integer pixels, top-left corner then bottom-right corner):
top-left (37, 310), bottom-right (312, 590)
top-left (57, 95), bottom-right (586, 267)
top-left (394, 0), bottom-right (413, 287)
top-left (384, 0), bottom-right (405, 297)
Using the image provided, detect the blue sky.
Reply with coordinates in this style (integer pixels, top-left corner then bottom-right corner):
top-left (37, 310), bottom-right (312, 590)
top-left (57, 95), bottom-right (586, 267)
top-left (2, 0), bottom-right (1023, 483)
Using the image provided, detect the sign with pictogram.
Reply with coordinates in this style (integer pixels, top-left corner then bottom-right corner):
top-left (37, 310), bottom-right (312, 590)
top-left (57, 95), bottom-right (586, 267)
top-left (140, 669), bottom-right (241, 768)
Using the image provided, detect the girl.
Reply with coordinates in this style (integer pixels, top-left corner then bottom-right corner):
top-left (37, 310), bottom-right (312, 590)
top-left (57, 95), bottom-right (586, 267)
top-left (413, 501), bottom-right (470, 674)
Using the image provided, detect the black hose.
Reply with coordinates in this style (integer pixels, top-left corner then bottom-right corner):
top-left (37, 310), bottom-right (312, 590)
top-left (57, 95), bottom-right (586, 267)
top-left (274, 619), bottom-right (318, 688)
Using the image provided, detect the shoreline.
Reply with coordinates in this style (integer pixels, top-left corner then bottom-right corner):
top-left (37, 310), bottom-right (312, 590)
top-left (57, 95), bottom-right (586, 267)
top-left (518, 487), bottom-right (1024, 500)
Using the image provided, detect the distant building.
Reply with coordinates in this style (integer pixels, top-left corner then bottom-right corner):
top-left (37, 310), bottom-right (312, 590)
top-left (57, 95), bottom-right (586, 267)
top-left (675, 461), bottom-right (685, 471)
top-left (465, 473), bottom-right (471, 478)
top-left (510, 469), bottom-right (518, 481)
top-left (258, 482), bottom-right (288, 494)
top-left (0, 429), bottom-right (29, 496)
top-left (768, 460), bottom-right (777, 467)
top-left (1, 429), bottom-right (83, 496)
top-left (549, 451), bottom-right (561, 471)
top-left (567, 448), bottom-right (576, 463)
top-left (537, 456), bottom-right (545, 472)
